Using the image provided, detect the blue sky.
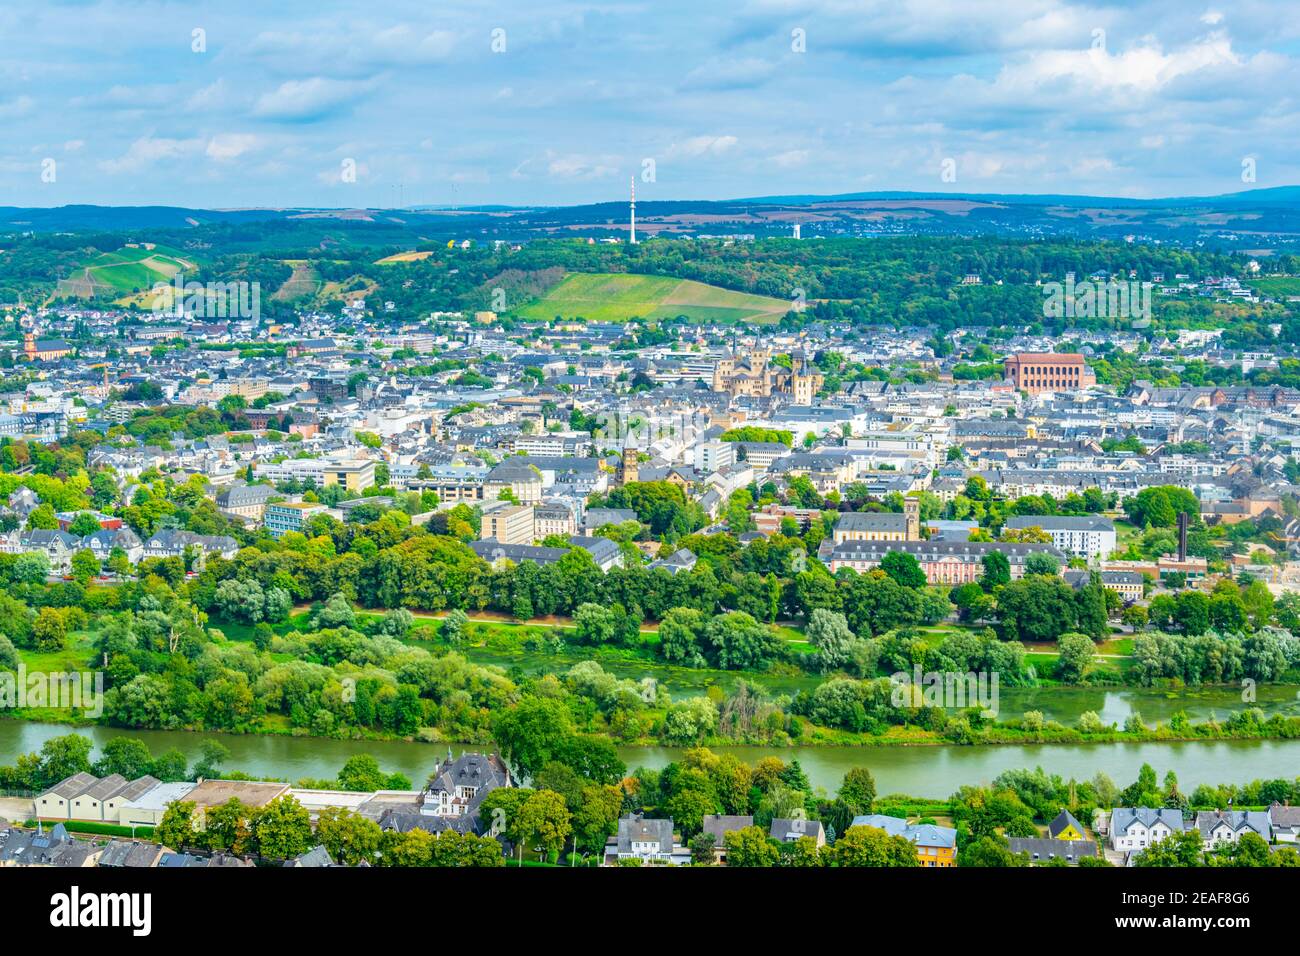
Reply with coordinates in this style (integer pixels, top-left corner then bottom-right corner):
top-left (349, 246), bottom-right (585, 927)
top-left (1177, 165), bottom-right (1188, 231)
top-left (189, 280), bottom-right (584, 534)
top-left (1, 0), bottom-right (1297, 207)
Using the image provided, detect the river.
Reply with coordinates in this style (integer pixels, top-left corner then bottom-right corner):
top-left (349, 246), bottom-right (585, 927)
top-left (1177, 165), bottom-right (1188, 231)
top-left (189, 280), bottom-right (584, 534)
top-left (3, 719), bottom-right (1298, 798)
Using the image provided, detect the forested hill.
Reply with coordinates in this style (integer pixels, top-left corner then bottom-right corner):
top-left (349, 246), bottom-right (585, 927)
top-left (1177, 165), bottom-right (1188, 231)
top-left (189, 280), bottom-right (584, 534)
top-left (4, 185), bottom-right (1300, 243)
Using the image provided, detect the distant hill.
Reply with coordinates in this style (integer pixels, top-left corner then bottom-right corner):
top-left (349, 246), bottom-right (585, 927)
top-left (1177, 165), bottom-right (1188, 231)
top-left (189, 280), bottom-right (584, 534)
top-left (3, 186), bottom-right (1300, 245)
top-left (509, 272), bottom-right (793, 324)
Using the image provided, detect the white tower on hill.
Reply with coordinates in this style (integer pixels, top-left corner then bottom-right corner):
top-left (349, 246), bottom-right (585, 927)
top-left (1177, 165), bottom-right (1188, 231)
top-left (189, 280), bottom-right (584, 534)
top-left (629, 177), bottom-right (637, 245)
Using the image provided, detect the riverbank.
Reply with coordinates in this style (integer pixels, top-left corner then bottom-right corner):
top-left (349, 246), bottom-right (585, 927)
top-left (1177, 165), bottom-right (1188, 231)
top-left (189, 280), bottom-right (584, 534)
top-left (4, 700), bottom-right (1299, 752)
top-left (11, 608), bottom-right (1300, 752)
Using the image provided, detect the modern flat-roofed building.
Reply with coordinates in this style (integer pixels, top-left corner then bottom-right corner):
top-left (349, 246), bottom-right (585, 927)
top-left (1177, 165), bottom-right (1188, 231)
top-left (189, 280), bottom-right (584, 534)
top-left (185, 780), bottom-right (293, 831)
top-left (480, 503), bottom-right (536, 545)
top-left (264, 501), bottom-right (328, 538)
top-left (1005, 514), bottom-right (1116, 560)
top-left (254, 458), bottom-right (376, 492)
top-left (119, 782), bottom-right (198, 828)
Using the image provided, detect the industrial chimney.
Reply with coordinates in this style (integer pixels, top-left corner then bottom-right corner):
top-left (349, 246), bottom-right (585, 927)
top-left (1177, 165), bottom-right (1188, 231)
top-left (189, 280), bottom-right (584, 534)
top-left (1177, 511), bottom-right (1188, 562)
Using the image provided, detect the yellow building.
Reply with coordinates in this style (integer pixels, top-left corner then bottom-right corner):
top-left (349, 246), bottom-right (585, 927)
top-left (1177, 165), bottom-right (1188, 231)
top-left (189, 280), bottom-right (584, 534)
top-left (322, 460), bottom-right (377, 492)
top-left (1048, 809), bottom-right (1087, 841)
top-left (853, 815), bottom-right (957, 868)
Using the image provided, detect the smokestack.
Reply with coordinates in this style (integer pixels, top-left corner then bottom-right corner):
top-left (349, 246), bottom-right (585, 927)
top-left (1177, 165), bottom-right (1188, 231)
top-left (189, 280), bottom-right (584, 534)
top-left (1177, 511), bottom-right (1188, 562)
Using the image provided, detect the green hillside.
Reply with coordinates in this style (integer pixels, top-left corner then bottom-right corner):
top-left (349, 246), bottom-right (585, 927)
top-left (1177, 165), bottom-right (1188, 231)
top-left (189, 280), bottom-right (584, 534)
top-left (509, 272), bottom-right (793, 324)
top-left (55, 243), bottom-right (195, 302)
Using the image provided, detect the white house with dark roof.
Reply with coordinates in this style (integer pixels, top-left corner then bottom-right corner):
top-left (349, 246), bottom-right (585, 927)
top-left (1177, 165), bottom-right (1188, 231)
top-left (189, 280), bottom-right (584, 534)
top-left (142, 528), bottom-right (239, 562)
top-left (419, 751), bottom-right (511, 834)
top-left (1269, 803), bottom-right (1300, 843)
top-left (1192, 809), bottom-right (1271, 848)
top-left (19, 529), bottom-right (80, 571)
top-left (1109, 808), bottom-right (1185, 852)
top-left (80, 527), bottom-right (144, 564)
top-left (605, 814), bottom-right (690, 865)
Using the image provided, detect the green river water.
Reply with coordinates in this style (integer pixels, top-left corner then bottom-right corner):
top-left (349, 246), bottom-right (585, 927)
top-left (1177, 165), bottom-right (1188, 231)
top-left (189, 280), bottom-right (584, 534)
top-left (3, 717), bottom-right (1298, 798)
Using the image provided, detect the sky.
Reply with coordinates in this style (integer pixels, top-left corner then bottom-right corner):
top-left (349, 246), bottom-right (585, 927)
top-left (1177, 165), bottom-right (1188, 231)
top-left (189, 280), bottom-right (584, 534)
top-left (1, 0), bottom-right (1297, 208)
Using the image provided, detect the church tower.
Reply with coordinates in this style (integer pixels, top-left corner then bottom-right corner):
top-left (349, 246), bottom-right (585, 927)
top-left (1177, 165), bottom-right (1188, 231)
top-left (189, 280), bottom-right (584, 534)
top-left (904, 497), bottom-right (921, 541)
top-left (620, 445), bottom-right (640, 486)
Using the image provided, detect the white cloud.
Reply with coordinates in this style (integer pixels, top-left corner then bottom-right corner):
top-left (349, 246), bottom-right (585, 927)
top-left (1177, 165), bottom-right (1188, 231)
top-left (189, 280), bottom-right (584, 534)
top-left (770, 149), bottom-right (809, 168)
top-left (681, 58), bottom-right (777, 90)
top-left (995, 32), bottom-right (1241, 96)
top-left (0, 95), bottom-right (35, 119)
top-left (253, 77), bottom-right (372, 121)
top-left (99, 136), bottom-right (204, 174)
top-left (206, 134), bottom-right (261, 161)
top-left (666, 135), bottom-right (739, 158)
top-left (512, 151), bottom-right (622, 181)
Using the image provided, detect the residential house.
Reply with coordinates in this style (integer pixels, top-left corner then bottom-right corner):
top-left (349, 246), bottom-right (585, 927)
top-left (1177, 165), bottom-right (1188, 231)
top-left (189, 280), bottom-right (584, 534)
top-left (647, 547), bottom-right (698, 576)
top-left (1048, 809), bottom-right (1088, 841)
top-left (20, 529), bottom-right (80, 572)
top-left (80, 527), bottom-right (144, 565)
top-left (770, 818), bottom-right (826, 847)
top-left (1109, 808), bottom-right (1184, 852)
top-left (605, 814), bottom-right (690, 865)
top-left (142, 529), bottom-right (239, 562)
top-left (1269, 803), bottom-right (1300, 844)
top-left (851, 814), bottom-right (957, 867)
top-left (98, 839), bottom-right (167, 868)
top-left (284, 846), bottom-right (336, 867)
top-left (0, 823), bottom-right (101, 867)
top-left (1192, 809), bottom-right (1271, 849)
top-left (1007, 837), bottom-right (1099, 865)
top-left (419, 751), bottom-right (512, 835)
top-left (699, 814), bottom-right (754, 863)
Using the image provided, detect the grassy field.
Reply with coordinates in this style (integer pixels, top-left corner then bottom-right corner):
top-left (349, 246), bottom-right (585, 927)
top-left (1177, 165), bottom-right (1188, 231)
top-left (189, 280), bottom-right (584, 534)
top-left (1250, 276), bottom-right (1300, 298)
top-left (55, 243), bottom-right (194, 303)
top-left (509, 272), bottom-right (793, 324)
top-left (375, 250), bottom-right (435, 264)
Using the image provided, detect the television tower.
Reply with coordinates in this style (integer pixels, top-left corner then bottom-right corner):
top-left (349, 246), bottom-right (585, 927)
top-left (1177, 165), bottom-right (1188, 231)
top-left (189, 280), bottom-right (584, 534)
top-left (629, 176), bottom-right (637, 245)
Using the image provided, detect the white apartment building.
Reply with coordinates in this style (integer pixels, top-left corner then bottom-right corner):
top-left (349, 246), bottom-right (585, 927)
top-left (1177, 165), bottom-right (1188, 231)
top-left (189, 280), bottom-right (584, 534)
top-left (1003, 514), bottom-right (1116, 560)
